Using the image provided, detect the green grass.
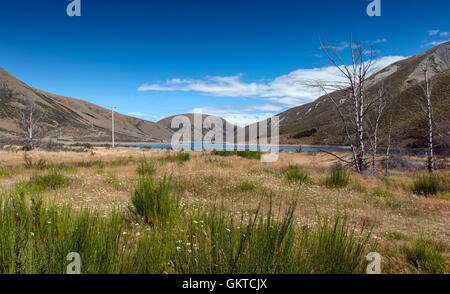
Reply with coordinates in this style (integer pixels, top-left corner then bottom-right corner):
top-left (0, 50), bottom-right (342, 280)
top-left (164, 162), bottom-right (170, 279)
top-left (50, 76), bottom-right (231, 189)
top-left (106, 173), bottom-right (122, 190)
top-left (285, 166), bottom-right (309, 184)
top-left (160, 153), bottom-right (191, 164)
top-left (110, 159), bottom-right (130, 167)
top-left (136, 157), bottom-right (156, 176)
top-left (211, 150), bottom-right (262, 160)
top-left (0, 174), bottom-right (374, 274)
top-left (239, 180), bottom-right (256, 192)
top-left (27, 171), bottom-right (70, 191)
top-left (411, 174), bottom-right (439, 196)
top-left (372, 188), bottom-right (402, 209)
top-left (0, 193), bottom-right (130, 274)
top-left (0, 168), bottom-right (11, 178)
top-left (403, 238), bottom-right (448, 274)
top-left (173, 199), bottom-right (372, 274)
top-left (325, 165), bottom-right (349, 189)
top-left (131, 175), bottom-right (180, 226)
top-left (382, 231), bottom-right (406, 241)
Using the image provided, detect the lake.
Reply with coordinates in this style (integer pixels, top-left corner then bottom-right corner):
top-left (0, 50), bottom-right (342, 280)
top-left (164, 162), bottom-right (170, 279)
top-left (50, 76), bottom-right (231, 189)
top-left (114, 143), bottom-right (350, 153)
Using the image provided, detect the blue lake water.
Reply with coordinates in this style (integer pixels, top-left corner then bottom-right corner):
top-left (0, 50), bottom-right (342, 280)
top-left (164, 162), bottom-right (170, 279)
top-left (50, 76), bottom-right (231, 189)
top-left (114, 143), bottom-right (350, 153)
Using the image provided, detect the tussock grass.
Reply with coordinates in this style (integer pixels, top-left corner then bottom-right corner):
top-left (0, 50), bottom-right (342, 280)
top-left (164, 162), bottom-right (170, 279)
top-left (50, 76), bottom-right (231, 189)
top-left (0, 168), bottom-right (11, 178)
top-left (174, 198), bottom-right (372, 274)
top-left (110, 158), bottom-right (129, 167)
top-left (131, 176), bottom-right (180, 226)
top-left (0, 193), bottom-right (129, 274)
top-left (160, 153), bottom-right (191, 164)
top-left (136, 157), bottom-right (156, 176)
top-left (0, 174), bottom-right (374, 274)
top-left (411, 174), bottom-right (449, 197)
top-left (239, 180), bottom-right (256, 192)
top-left (412, 174), bottom-right (439, 196)
top-left (325, 165), bottom-right (349, 189)
top-left (285, 166), bottom-right (309, 184)
top-left (403, 237), bottom-right (448, 274)
top-left (27, 171), bottom-right (70, 191)
top-left (211, 150), bottom-right (262, 160)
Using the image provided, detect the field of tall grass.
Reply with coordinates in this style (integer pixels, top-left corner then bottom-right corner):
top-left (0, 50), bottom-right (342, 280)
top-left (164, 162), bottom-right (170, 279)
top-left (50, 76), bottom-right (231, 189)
top-left (0, 171), bottom-right (373, 274)
top-left (0, 148), bottom-right (448, 274)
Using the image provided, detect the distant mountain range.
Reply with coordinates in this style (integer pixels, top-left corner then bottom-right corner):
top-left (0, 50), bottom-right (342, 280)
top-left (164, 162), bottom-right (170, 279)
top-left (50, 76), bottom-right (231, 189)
top-left (1, 42), bottom-right (449, 149)
top-left (0, 67), bottom-right (173, 143)
top-left (251, 41), bottom-right (450, 150)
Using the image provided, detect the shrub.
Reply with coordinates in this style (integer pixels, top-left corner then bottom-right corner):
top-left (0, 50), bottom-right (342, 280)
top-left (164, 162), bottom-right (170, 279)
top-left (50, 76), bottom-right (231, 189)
top-left (285, 166), bottom-right (309, 183)
top-left (28, 171), bottom-right (70, 191)
top-left (110, 159), bottom-right (129, 167)
top-left (0, 168), bottom-right (11, 178)
top-left (239, 180), bottom-right (256, 192)
top-left (136, 157), bottom-right (155, 176)
top-left (211, 150), bottom-right (262, 160)
top-left (412, 174), bottom-right (439, 196)
top-left (131, 176), bottom-right (180, 226)
top-left (161, 153), bottom-right (191, 164)
top-left (403, 238), bottom-right (447, 274)
top-left (325, 165), bottom-right (349, 189)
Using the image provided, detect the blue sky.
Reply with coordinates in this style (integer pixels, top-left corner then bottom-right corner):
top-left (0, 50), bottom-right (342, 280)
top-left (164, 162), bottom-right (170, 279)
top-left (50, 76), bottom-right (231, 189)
top-left (0, 0), bottom-right (449, 126)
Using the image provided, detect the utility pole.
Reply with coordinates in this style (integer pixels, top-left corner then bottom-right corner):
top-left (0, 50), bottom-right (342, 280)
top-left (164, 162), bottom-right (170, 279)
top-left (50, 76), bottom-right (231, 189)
top-left (108, 106), bottom-right (116, 148)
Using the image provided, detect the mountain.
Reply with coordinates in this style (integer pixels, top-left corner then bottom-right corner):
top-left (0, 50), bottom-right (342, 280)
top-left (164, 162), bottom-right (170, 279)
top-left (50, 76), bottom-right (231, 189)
top-left (0, 67), bottom-right (174, 143)
top-left (266, 41), bottom-right (450, 149)
top-left (158, 113), bottom-right (241, 141)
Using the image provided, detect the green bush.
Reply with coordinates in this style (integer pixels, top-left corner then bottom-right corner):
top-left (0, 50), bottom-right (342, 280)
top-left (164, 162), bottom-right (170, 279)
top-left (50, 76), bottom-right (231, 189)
top-left (0, 168), bottom-right (11, 178)
top-left (136, 157), bottom-right (156, 176)
top-left (285, 166), bottom-right (309, 183)
top-left (412, 174), bottom-right (439, 196)
top-left (110, 159), bottom-right (129, 167)
top-left (28, 171), bottom-right (70, 191)
top-left (325, 165), bottom-right (349, 189)
top-left (403, 238), bottom-right (447, 274)
top-left (131, 176), bottom-right (180, 225)
top-left (160, 153), bottom-right (191, 164)
top-left (211, 150), bottom-right (262, 160)
top-left (239, 180), bottom-right (256, 192)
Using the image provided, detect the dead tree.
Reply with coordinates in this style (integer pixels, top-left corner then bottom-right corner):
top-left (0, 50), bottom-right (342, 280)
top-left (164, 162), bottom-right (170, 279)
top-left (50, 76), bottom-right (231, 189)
top-left (423, 65), bottom-right (434, 173)
top-left (384, 114), bottom-right (393, 176)
top-left (311, 36), bottom-right (376, 173)
top-left (18, 100), bottom-right (40, 149)
top-left (366, 83), bottom-right (388, 174)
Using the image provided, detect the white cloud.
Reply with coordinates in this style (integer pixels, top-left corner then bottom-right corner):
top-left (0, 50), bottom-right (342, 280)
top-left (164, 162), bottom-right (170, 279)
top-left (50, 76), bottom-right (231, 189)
top-left (440, 32), bottom-right (449, 37)
top-left (138, 55), bottom-right (405, 109)
top-left (424, 39), bottom-right (450, 47)
top-left (127, 112), bottom-right (161, 121)
top-left (370, 38), bottom-right (387, 45)
top-left (428, 30), bottom-right (440, 36)
top-left (187, 106), bottom-right (276, 127)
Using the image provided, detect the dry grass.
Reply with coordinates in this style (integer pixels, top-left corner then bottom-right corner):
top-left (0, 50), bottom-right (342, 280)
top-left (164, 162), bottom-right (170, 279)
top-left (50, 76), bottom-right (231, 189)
top-left (0, 147), bottom-right (448, 273)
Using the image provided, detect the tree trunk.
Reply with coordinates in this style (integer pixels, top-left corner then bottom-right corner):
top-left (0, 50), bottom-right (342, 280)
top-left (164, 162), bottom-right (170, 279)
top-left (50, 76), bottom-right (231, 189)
top-left (424, 68), bottom-right (434, 173)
